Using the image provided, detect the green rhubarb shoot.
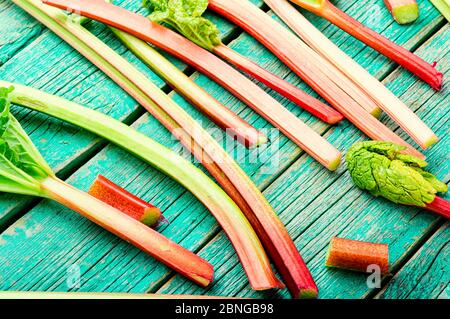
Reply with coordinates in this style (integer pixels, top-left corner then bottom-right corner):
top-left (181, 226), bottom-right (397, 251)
top-left (346, 141), bottom-right (447, 207)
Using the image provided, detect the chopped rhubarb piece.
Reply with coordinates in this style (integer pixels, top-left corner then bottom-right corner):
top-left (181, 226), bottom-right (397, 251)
top-left (88, 175), bottom-right (162, 227)
top-left (326, 237), bottom-right (389, 274)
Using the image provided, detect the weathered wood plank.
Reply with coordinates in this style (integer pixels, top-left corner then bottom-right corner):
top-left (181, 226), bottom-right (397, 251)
top-left (376, 224), bottom-right (449, 299)
top-left (0, 0), bottom-right (43, 65)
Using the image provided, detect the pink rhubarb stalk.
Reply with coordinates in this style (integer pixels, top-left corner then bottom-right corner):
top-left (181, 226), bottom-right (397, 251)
top-left (42, 0), bottom-right (343, 171)
top-left (264, 0), bottom-right (438, 149)
top-left (213, 44), bottom-right (344, 124)
top-left (209, 0), bottom-right (382, 118)
top-left (288, 0), bottom-right (443, 90)
top-left (425, 196), bottom-right (450, 219)
top-left (207, 0), bottom-right (423, 158)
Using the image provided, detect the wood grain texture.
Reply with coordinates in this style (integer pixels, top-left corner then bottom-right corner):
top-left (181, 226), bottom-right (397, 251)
top-left (0, 0), bottom-right (447, 298)
top-left (376, 224), bottom-right (449, 299)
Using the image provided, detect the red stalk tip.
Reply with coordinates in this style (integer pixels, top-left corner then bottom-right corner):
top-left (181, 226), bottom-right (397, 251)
top-left (213, 44), bottom-right (344, 124)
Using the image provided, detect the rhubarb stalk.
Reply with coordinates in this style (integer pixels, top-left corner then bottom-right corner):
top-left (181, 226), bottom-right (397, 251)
top-left (430, 0), bottom-right (450, 22)
top-left (288, 0), bottom-right (443, 90)
top-left (88, 175), bottom-right (162, 227)
top-left (207, 0), bottom-right (423, 157)
top-left (3, 80), bottom-right (283, 291)
top-left (209, 0), bottom-right (382, 118)
top-left (213, 44), bottom-right (343, 124)
top-left (143, 0), bottom-right (343, 124)
top-left (108, 27), bottom-right (268, 148)
top-left (0, 87), bottom-right (213, 287)
top-left (42, 0), bottom-right (343, 171)
top-left (264, 0), bottom-right (438, 149)
top-left (425, 196), bottom-right (450, 219)
top-left (18, 0), bottom-right (320, 297)
top-left (383, 0), bottom-right (420, 24)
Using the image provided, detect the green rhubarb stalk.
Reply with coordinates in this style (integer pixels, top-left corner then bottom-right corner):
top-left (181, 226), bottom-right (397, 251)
top-left (16, 0), bottom-right (319, 297)
top-left (430, 0), bottom-right (450, 22)
top-left (0, 85), bottom-right (214, 287)
top-left (2, 80), bottom-right (281, 290)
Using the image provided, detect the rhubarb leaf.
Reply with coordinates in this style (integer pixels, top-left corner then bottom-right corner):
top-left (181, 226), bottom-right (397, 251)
top-left (346, 141), bottom-right (448, 207)
top-left (143, 0), bottom-right (222, 50)
top-left (0, 86), bottom-right (53, 196)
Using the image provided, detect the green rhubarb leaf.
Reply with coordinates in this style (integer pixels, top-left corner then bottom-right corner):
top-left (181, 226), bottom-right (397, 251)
top-left (2, 115), bottom-right (53, 179)
top-left (0, 86), bottom-right (53, 196)
top-left (143, 0), bottom-right (222, 51)
top-left (346, 141), bottom-right (448, 207)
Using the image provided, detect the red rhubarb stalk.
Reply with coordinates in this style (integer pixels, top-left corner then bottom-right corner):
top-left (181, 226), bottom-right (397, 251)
top-left (32, 0), bottom-right (318, 297)
top-left (143, 0), bottom-right (342, 124)
top-left (213, 44), bottom-right (344, 124)
top-left (109, 27), bottom-right (268, 148)
top-left (425, 196), bottom-right (450, 219)
top-left (42, 0), bottom-right (343, 171)
top-left (265, 0), bottom-right (438, 149)
top-left (288, 0), bottom-right (443, 90)
top-left (384, 0), bottom-right (420, 24)
top-left (207, 0), bottom-right (423, 158)
top-left (88, 175), bottom-right (162, 227)
top-left (209, 0), bottom-right (382, 117)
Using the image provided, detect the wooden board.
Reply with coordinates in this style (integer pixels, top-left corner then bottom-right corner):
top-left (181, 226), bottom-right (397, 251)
top-left (0, 0), bottom-right (447, 298)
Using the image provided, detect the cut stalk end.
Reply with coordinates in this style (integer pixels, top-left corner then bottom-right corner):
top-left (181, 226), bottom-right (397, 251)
top-left (327, 155), bottom-right (342, 171)
top-left (298, 288), bottom-right (319, 299)
top-left (423, 134), bottom-right (439, 149)
top-left (391, 4), bottom-right (419, 24)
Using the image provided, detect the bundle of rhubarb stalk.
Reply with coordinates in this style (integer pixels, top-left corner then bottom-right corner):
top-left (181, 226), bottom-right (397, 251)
top-left (4, 0), bottom-right (447, 299)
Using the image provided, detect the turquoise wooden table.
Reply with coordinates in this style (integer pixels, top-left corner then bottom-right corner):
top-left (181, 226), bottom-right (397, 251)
top-left (0, 0), bottom-right (448, 299)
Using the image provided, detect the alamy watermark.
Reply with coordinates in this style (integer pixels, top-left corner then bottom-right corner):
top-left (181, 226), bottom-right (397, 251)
top-left (66, 263), bottom-right (81, 289)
